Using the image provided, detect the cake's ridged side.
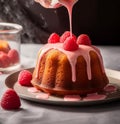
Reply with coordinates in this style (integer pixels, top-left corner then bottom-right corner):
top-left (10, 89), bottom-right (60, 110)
top-left (54, 51), bottom-right (72, 90)
top-left (40, 50), bottom-right (58, 88)
top-left (31, 49), bottom-right (109, 96)
top-left (75, 55), bottom-right (89, 89)
top-left (89, 51), bottom-right (108, 89)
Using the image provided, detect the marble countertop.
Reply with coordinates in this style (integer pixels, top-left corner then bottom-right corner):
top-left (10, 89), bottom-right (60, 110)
top-left (0, 44), bottom-right (120, 124)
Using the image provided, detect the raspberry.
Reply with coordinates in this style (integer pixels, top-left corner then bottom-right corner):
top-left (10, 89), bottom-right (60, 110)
top-left (8, 49), bottom-right (20, 64)
top-left (0, 52), bottom-right (10, 68)
top-left (48, 33), bottom-right (60, 43)
top-left (0, 88), bottom-right (21, 110)
top-left (63, 36), bottom-right (78, 51)
top-left (60, 31), bottom-right (76, 43)
top-left (18, 70), bottom-right (32, 86)
top-left (77, 34), bottom-right (91, 45)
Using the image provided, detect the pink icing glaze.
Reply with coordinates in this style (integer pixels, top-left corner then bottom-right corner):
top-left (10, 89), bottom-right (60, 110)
top-left (104, 84), bottom-right (117, 93)
top-left (64, 95), bottom-right (81, 101)
top-left (36, 93), bottom-right (50, 100)
top-left (83, 94), bottom-right (107, 101)
top-left (27, 87), bottom-right (40, 93)
top-left (59, 0), bottom-right (76, 35)
top-left (35, 43), bottom-right (105, 82)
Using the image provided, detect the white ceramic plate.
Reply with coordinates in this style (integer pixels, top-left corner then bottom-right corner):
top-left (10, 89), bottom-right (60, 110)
top-left (5, 68), bottom-right (120, 106)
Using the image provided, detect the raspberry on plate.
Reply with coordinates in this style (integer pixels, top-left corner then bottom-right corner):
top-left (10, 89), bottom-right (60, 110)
top-left (60, 31), bottom-right (76, 43)
top-left (18, 70), bottom-right (32, 86)
top-left (77, 34), bottom-right (91, 45)
top-left (63, 36), bottom-right (78, 51)
top-left (0, 88), bottom-right (21, 110)
top-left (8, 49), bottom-right (20, 64)
top-left (48, 33), bottom-right (60, 43)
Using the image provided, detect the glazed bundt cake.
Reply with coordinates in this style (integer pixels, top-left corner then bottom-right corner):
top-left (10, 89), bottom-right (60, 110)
top-left (31, 32), bottom-right (109, 96)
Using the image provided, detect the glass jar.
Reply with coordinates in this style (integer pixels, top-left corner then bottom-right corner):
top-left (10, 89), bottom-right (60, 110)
top-left (0, 22), bottom-right (23, 72)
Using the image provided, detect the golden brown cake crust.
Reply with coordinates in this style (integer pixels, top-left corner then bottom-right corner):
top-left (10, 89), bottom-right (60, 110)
top-left (31, 47), bottom-right (109, 96)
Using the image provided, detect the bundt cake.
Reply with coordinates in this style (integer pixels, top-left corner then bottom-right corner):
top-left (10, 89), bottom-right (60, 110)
top-left (31, 32), bottom-right (109, 96)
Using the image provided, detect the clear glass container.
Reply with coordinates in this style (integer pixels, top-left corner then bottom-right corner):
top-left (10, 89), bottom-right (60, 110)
top-left (0, 22), bottom-right (23, 72)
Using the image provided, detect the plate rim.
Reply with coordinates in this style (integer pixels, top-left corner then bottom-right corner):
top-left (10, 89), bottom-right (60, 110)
top-left (5, 68), bottom-right (120, 106)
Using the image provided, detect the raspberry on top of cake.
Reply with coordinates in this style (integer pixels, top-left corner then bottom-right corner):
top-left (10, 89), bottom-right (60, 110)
top-left (31, 32), bottom-right (109, 96)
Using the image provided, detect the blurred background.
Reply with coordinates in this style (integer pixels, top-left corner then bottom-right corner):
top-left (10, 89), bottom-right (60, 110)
top-left (0, 0), bottom-right (120, 45)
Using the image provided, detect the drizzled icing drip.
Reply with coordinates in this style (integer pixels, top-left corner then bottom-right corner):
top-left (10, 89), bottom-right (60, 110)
top-left (35, 43), bottom-right (105, 82)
